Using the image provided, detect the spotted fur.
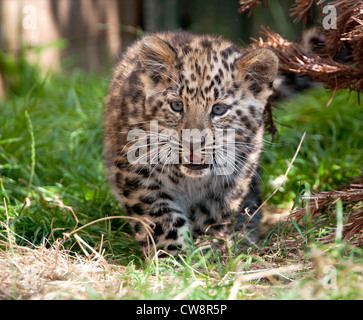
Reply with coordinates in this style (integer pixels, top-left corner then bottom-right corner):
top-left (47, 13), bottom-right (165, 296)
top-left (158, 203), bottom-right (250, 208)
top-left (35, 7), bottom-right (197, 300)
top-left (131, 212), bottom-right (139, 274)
top-left (104, 31), bottom-right (278, 256)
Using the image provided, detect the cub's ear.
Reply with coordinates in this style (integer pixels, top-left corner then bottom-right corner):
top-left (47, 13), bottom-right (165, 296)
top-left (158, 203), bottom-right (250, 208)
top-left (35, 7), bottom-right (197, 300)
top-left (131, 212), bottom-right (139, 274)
top-left (235, 48), bottom-right (279, 84)
top-left (139, 35), bottom-right (176, 69)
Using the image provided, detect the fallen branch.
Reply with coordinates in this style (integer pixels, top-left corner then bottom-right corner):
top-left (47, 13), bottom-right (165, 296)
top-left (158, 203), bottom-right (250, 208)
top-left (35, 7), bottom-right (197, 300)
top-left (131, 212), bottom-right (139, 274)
top-left (290, 175), bottom-right (363, 245)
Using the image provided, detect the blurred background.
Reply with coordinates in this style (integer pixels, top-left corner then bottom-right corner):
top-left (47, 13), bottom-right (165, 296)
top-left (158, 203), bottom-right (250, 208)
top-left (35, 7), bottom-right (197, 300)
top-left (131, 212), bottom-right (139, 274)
top-left (0, 0), bottom-right (307, 77)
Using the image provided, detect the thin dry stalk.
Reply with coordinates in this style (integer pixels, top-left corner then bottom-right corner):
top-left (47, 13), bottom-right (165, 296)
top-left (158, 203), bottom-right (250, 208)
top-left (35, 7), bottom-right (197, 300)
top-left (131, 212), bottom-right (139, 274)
top-left (63, 214), bottom-right (162, 280)
top-left (64, 215), bottom-right (156, 255)
top-left (172, 281), bottom-right (201, 300)
top-left (241, 132), bottom-right (306, 238)
top-left (228, 263), bottom-right (306, 299)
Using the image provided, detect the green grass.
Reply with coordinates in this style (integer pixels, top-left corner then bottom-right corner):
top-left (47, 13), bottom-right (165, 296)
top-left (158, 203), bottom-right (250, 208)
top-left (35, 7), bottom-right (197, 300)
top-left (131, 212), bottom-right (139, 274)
top-left (0, 59), bottom-right (362, 300)
top-left (262, 89), bottom-right (363, 207)
top-left (0, 64), bottom-right (139, 261)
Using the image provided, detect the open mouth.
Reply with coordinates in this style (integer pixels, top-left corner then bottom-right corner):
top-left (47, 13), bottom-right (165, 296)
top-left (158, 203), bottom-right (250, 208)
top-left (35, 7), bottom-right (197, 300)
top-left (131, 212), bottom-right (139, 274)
top-left (182, 163), bottom-right (210, 170)
top-left (181, 153), bottom-right (210, 170)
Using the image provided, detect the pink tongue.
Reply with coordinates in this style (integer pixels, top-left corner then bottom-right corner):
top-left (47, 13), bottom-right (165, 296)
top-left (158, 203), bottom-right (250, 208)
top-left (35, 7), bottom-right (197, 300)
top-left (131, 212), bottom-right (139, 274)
top-left (190, 153), bottom-right (202, 164)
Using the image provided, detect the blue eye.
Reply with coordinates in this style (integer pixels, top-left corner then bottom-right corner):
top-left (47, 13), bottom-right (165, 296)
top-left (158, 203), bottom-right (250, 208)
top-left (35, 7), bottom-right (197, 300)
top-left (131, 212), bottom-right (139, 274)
top-left (170, 101), bottom-right (183, 112)
top-left (211, 104), bottom-right (228, 116)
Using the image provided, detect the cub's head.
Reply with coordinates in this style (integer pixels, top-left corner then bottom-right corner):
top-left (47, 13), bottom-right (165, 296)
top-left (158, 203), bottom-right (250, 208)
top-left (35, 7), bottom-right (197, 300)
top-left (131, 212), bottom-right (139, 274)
top-left (130, 33), bottom-right (278, 178)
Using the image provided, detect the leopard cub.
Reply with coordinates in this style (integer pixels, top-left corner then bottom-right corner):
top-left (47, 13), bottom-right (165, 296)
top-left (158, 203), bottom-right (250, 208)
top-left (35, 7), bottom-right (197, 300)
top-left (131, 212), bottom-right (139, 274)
top-left (104, 31), bottom-right (278, 256)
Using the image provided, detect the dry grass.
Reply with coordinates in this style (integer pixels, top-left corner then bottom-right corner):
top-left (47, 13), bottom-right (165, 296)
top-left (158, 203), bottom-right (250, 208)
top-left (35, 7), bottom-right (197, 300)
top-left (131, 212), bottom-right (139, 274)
top-left (0, 235), bottom-right (128, 300)
top-left (0, 216), bottom-right (307, 300)
top-left (2, 208), bottom-right (363, 300)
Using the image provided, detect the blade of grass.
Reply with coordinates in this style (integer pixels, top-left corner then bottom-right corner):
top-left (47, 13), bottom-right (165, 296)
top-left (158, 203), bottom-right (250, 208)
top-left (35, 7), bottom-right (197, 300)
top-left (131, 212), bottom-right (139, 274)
top-left (24, 110), bottom-right (35, 198)
top-left (335, 199), bottom-right (343, 244)
top-left (289, 217), bottom-right (306, 244)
